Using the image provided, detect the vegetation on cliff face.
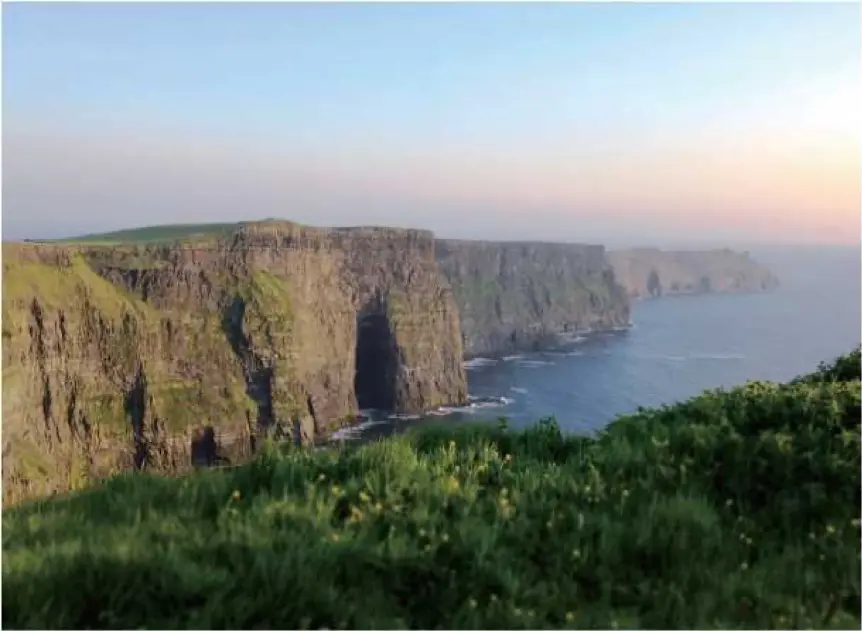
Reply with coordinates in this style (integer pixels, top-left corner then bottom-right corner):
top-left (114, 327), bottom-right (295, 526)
top-left (3, 350), bottom-right (859, 630)
top-left (608, 248), bottom-right (779, 299)
top-left (2, 222), bottom-right (467, 505)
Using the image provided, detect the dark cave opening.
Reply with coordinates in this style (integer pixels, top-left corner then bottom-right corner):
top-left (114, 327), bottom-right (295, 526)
top-left (354, 313), bottom-right (397, 411)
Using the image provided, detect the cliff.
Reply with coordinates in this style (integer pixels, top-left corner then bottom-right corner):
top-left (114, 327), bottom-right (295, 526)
top-left (435, 240), bottom-right (631, 357)
top-left (1, 221), bottom-right (467, 503)
top-left (607, 248), bottom-right (779, 300)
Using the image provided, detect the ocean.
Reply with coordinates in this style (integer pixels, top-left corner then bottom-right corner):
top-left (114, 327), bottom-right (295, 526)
top-left (332, 246), bottom-right (861, 441)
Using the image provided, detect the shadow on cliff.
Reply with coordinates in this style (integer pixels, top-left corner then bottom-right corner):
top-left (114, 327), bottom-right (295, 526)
top-left (354, 309), bottom-right (398, 411)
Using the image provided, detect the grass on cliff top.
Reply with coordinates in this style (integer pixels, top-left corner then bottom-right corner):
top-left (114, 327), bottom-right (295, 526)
top-left (3, 350), bottom-right (861, 630)
top-left (56, 222), bottom-right (242, 244)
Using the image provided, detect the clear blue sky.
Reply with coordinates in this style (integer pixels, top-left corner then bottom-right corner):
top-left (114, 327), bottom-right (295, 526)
top-left (3, 2), bottom-right (859, 245)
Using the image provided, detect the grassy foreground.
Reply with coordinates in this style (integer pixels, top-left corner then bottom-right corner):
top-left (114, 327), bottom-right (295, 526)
top-left (3, 350), bottom-right (860, 629)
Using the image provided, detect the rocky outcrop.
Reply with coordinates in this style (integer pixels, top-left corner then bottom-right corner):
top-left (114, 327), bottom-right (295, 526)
top-left (435, 240), bottom-right (631, 357)
top-left (2, 221), bottom-right (466, 503)
top-left (607, 248), bottom-right (779, 300)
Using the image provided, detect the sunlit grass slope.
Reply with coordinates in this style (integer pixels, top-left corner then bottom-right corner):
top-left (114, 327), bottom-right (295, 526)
top-left (3, 349), bottom-right (860, 629)
top-left (57, 222), bottom-right (241, 244)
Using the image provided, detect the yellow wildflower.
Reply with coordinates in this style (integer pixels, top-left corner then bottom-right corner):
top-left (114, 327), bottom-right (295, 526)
top-left (565, 612), bottom-right (575, 622)
top-left (359, 490), bottom-right (370, 503)
top-left (231, 490), bottom-right (241, 501)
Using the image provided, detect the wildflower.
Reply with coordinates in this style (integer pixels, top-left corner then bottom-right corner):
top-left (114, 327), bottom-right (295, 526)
top-left (374, 501), bottom-right (383, 512)
top-left (442, 533), bottom-right (450, 543)
top-left (725, 499), bottom-right (734, 507)
top-left (501, 488), bottom-right (509, 496)
top-left (504, 453), bottom-right (513, 463)
top-left (231, 490), bottom-right (241, 501)
top-left (826, 524), bottom-right (836, 535)
top-left (572, 549), bottom-right (581, 560)
top-left (468, 598), bottom-right (477, 609)
top-left (419, 528), bottom-right (426, 537)
top-left (565, 612), bottom-right (575, 622)
top-left (331, 485), bottom-right (340, 496)
top-left (317, 473), bottom-right (326, 482)
top-left (740, 562), bottom-right (748, 570)
top-left (621, 489), bottom-right (630, 498)
top-left (852, 518), bottom-right (861, 528)
top-left (449, 440), bottom-right (457, 450)
top-left (329, 533), bottom-right (340, 542)
top-left (490, 594), bottom-right (498, 603)
top-left (359, 490), bottom-right (370, 503)
top-left (513, 607), bottom-right (522, 617)
top-left (349, 506), bottom-right (364, 522)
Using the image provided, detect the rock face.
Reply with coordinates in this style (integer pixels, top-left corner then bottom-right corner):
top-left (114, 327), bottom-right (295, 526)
top-left (2, 221), bottom-right (467, 503)
top-left (436, 240), bottom-right (631, 357)
top-left (607, 248), bottom-right (779, 300)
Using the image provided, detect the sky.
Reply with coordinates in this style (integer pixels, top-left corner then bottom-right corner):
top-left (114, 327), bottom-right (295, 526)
top-left (2, 2), bottom-right (860, 247)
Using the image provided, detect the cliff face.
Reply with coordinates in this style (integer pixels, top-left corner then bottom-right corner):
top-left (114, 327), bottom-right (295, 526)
top-left (2, 221), bottom-right (466, 503)
top-left (435, 240), bottom-right (630, 357)
top-left (607, 248), bottom-right (780, 300)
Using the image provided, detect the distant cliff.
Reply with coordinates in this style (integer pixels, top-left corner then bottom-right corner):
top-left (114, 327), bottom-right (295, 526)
top-left (2, 221), bottom-right (467, 503)
top-left (436, 240), bottom-right (631, 357)
top-left (607, 248), bottom-right (779, 299)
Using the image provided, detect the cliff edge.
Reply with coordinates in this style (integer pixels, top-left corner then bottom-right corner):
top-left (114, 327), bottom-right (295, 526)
top-left (2, 221), bottom-right (467, 503)
top-left (436, 240), bottom-right (630, 357)
top-left (607, 248), bottom-right (779, 299)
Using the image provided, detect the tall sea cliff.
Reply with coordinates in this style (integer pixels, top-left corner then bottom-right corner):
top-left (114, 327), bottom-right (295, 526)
top-left (2, 221), bottom-right (779, 503)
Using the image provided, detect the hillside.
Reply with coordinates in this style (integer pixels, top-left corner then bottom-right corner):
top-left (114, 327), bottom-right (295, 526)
top-left (2, 349), bottom-right (859, 629)
top-left (608, 248), bottom-right (779, 299)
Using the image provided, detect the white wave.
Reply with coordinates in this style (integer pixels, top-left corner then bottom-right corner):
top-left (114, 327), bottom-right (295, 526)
top-left (557, 332), bottom-right (587, 344)
top-left (502, 354), bottom-right (524, 361)
top-left (428, 395), bottom-right (514, 416)
top-left (518, 359), bottom-right (555, 368)
top-left (510, 386), bottom-right (528, 394)
top-left (464, 357), bottom-right (498, 370)
top-left (330, 418), bottom-right (386, 442)
top-left (388, 412), bottom-right (421, 421)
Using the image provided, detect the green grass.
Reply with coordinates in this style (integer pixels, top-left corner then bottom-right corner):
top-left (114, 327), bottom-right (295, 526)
top-left (3, 350), bottom-right (860, 629)
top-left (57, 222), bottom-right (242, 244)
